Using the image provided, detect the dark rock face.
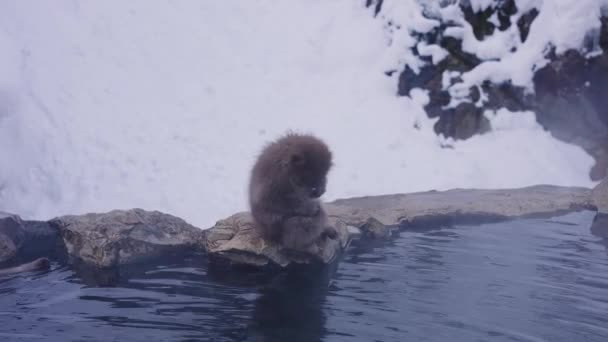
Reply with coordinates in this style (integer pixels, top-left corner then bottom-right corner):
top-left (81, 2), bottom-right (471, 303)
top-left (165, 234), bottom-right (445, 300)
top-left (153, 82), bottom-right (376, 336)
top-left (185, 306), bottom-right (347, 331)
top-left (534, 49), bottom-right (608, 180)
top-left (378, 0), bottom-right (608, 180)
top-left (50, 209), bottom-right (204, 268)
top-left (397, 31), bottom-right (492, 140)
top-left (0, 213), bottom-right (22, 263)
top-left (0, 257), bottom-right (50, 276)
top-left (0, 212), bottom-right (59, 264)
top-left (395, 1), bottom-right (534, 141)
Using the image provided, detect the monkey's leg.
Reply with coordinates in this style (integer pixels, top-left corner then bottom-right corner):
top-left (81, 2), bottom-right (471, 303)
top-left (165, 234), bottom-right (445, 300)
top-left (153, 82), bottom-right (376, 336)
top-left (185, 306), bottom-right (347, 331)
top-left (252, 209), bottom-right (285, 242)
top-left (286, 197), bottom-right (321, 217)
top-left (281, 216), bottom-right (325, 254)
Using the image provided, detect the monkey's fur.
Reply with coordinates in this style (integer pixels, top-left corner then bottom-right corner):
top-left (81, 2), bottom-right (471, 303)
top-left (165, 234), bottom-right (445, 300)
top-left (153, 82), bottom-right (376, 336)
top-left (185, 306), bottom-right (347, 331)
top-left (249, 133), bottom-right (337, 254)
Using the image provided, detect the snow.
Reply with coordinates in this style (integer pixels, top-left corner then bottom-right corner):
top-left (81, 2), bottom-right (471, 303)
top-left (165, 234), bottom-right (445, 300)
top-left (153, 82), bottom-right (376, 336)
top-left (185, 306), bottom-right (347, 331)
top-left (468, 0), bottom-right (497, 12)
top-left (442, 0), bottom-right (606, 95)
top-left (0, 0), bottom-right (598, 229)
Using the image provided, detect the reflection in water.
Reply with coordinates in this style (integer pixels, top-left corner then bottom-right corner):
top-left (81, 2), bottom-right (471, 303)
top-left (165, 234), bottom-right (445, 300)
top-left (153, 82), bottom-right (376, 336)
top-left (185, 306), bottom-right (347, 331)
top-left (1, 211), bottom-right (607, 342)
top-left (247, 267), bottom-right (331, 342)
top-left (590, 213), bottom-right (608, 258)
top-left (591, 213), bottom-right (608, 238)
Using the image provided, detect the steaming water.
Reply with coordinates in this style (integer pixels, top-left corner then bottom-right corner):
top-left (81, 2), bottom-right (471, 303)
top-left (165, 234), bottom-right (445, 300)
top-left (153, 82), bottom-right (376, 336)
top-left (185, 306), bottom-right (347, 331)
top-left (1, 211), bottom-right (607, 342)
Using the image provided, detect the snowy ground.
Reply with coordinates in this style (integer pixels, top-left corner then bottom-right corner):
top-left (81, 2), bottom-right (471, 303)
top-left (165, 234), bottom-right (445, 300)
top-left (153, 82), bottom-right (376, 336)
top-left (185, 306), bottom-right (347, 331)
top-left (0, 0), bottom-right (601, 228)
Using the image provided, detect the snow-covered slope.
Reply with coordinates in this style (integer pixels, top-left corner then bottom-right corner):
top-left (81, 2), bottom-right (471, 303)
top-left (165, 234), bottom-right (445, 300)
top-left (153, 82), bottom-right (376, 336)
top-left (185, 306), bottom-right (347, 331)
top-left (0, 0), bottom-right (599, 228)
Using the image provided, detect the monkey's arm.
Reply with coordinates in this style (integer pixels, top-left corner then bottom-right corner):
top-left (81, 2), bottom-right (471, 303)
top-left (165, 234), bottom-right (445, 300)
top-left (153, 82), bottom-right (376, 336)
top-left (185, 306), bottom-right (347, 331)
top-left (281, 215), bottom-right (324, 253)
top-left (294, 200), bottom-right (321, 216)
top-left (282, 195), bottom-right (321, 217)
top-left (281, 209), bottom-right (337, 254)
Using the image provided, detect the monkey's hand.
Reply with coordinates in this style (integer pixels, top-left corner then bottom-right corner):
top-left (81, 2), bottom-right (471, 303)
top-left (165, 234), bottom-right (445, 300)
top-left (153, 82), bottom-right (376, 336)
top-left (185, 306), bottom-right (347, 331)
top-left (322, 226), bottom-right (338, 240)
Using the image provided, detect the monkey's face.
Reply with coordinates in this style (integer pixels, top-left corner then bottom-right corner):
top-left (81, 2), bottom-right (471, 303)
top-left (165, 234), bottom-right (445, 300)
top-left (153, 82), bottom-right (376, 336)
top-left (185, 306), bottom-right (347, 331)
top-left (305, 174), bottom-right (327, 198)
top-left (284, 135), bottom-right (332, 199)
top-left (290, 155), bottom-right (328, 198)
top-left (292, 173), bottom-right (326, 198)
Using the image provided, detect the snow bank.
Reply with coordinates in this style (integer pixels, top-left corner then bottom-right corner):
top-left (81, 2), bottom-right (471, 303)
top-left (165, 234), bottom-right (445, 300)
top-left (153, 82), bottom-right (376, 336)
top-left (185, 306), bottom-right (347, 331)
top-left (0, 0), bottom-right (597, 228)
top-left (391, 0), bottom-right (608, 98)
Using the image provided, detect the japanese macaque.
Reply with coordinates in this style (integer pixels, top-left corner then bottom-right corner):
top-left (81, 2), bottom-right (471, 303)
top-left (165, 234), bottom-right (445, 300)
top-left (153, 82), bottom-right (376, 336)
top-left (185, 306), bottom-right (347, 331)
top-left (249, 133), bottom-right (337, 254)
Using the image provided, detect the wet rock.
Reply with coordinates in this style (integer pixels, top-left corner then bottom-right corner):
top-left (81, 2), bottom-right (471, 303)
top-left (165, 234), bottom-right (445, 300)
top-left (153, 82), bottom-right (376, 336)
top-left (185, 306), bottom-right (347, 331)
top-left (205, 212), bottom-right (350, 268)
top-left (206, 185), bottom-right (593, 269)
top-left (0, 212), bottom-right (59, 264)
top-left (50, 209), bottom-right (204, 268)
top-left (1, 186), bottom-right (597, 272)
top-left (0, 213), bottom-right (21, 263)
top-left (591, 178), bottom-right (608, 227)
top-left (591, 179), bottom-right (608, 236)
top-left (0, 257), bottom-right (50, 276)
top-left (592, 178), bottom-right (608, 214)
top-left (358, 217), bottom-right (392, 239)
top-left (326, 185), bottom-right (594, 228)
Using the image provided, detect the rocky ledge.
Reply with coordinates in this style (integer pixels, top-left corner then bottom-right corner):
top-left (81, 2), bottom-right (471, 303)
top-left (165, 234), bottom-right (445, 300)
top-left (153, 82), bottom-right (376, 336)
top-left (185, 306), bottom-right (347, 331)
top-left (1, 182), bottom-right (606, 272)
top-left (49, 209), bottom-right (205, 268)
top-left (326, 184), bottom-right (595, 228)
top-left (205, 213), bottom-right (350, 268)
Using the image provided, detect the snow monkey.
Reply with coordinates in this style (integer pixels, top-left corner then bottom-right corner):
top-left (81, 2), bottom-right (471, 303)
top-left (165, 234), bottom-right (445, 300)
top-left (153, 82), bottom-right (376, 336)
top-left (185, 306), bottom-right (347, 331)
top-left (249, 133), bottom-right (337, 254)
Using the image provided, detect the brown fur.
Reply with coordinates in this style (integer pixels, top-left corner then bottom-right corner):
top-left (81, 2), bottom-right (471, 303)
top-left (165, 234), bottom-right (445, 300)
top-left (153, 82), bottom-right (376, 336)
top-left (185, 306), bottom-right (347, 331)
top-left (249, 133), bottom-right (337, 253)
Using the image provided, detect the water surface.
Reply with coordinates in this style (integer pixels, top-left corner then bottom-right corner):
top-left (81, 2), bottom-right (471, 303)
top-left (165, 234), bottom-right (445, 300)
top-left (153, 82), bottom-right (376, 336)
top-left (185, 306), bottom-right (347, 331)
top-left (1, 211), bottom-right (607, 341)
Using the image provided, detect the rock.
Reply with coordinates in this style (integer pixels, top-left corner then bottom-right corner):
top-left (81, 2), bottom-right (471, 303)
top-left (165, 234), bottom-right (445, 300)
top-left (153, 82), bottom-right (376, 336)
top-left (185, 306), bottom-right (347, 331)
top-left (592, 178), bottom-right (608, 214)
top-left (358, 217), bottom-right (392, 239)
top-left (0, 212), bottom-right (59, 264)
top-left (396, 2), bottom-right (536, 141)
top-left (591, 179), bottom-right (608, 236)
top-left (50, 209), bottom-right (204, 268)
top-left (346, 225), bottom-right (362, 239)
top-left (1, 185), bottom-right (596, 271)
top-left (326, 185), bottom-right (594, 228)
top-left (205, 212), bottom-right (350, 268)
top-left (390, 1), bottom-right (608, 180)
top-left (0, 257), bottom-right (50, 276)
top-left (0, 212), bottom-right (23, 263)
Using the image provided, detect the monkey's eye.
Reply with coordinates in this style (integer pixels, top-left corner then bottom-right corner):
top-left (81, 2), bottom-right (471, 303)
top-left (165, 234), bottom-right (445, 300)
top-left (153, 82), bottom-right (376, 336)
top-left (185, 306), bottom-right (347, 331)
top-left (290, 153), bottom-right (305, 167)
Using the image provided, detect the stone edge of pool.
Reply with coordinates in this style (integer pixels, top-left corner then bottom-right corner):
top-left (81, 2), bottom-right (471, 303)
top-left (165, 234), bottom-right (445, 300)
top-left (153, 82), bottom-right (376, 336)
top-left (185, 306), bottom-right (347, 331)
top-left (1, 180), bottom-right (606, 271)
